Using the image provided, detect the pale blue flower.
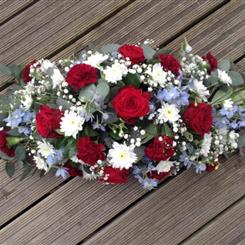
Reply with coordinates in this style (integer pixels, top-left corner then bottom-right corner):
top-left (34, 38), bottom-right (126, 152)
top-left (195, 163), bottom-right (206, 173)
top-left (46, 149), bottom-right (64, 166)
top-left (4, 108), bottom-right (24, 128)
top-left (156, 87), bottom-right (179, 102)
top-left (18, 126), bottom-right (31, 136)
top-left (56, 167), bottom-right (69, 179)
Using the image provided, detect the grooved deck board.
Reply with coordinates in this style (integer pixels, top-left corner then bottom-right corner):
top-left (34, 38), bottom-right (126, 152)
top-left (182, 197), bottom-right (245, 245)
top-left (0, 0), bottom-right (226, 229)
top-left (0, 0), bottom-right (36, 25)
top-left (84, 155), bottom-right (245, 245)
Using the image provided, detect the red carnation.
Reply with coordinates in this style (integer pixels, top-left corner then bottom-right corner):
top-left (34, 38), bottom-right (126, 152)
top-left (147, 170), bottom-right (170, 181)
top-left (66, 64), bottom-right (98, 90)
top-left (144, 136), bottom-right (176, 162)
top-left (183, 102), bottom-right (212, 137)
top-left (101, 166), bottom-right (129, 184)
top-left (0, 130), bottom-right (15, 157)
top-left (158, 54), bottom-right (181, 75)
top-left (202, 52), bottom-right (217, 72)
top-left (22, 60), bottom-right (37, 83)
top-left (206, 165), bottom-right (216, 172)
top-left (36, 105), bottom-right (63, 138)
top-left (64, 163), bottom-right (83, 177)
top-left (118, 44), bottom-right (145, 65)
top-left (112, 86), bottom-right (150, 124)
top-left (77, 136), bottom-right (106, 165)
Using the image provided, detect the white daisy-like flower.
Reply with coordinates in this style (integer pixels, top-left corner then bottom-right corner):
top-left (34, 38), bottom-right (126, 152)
top-left (153, 160), bottom-right (175, 173)
top-left (103, 62), bottom-right (128, 84)
top-left (21, 94), bottom-right (33, 110)
top-left (200, 133), bottom-right (212, 157)
top-left (223, 98), bottom-right (234, 110)
top-left (217, 69), bottom-right (232, 86)
top-left (51, 68), bottom-right (64, 88)
top-left (84, 52), bottom-right (108, 68)
top-left (108, 142), bottom-right (137, 169)
top-left (34, 155), bottom-right (48, 171)
top-left (157, 103), bottom-right (180, 124)
top-left (37, 141), bottom-right (54, 158)
top-left (60, 110), bottom-right (85, 138)
top-left (146, 63), bottom-right (167, 87)
top-left (41, 59), bottom-right (54, 71)
top-left (191, 79), bottom-right (209, 99)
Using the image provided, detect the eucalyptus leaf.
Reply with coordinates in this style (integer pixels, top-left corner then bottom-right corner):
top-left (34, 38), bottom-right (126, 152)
top-left (124, 73), bottom-right (141, 88)
top-left (141, 44), bottom-right (156, 60)
top-left (15, 145), bottom-right (26, 161)
top-left (56, 98), bottom-right (73, 110)
top-left (218, 59), bottom-right (231, 71)
top-left (141, 124), bottom-right (158, 144)
top-left (96, 79), bottom-right (110, 100)
top-left (78, 84), bottom-right (96, 102)
top-left (228, 71), bottom-right (244, 87)
top-left (5, 161), bottom-right (15, 177)
top-left (135, 146), bottom-right (145, 161)
top-left (9, 64), bottom-right (23, 81)
top-left (211, 87), bottom-right (233, 105)
top-left (0, 64), bottom-right (12, 76)
top-left (0, 151), bottom-right (15, 161)
top-left (231, 88), bottom-right (245, 105)
top-left (100, 43), bottom-right (120, 54)
top-left (8, 128), bottom-right (21, 136)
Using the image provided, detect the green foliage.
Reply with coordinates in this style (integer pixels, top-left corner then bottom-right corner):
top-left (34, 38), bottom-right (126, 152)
top-left (160, 123), bottom-right (173, 137)
top-left (124, 73), bottom-right (141, 88)
top-left (78, 84), bottom-right (97, 102)
top-left (141, 44), bottom-right (156, 60)
top-left (231, 88), bottom-right (245, 105)
top-left (100, 43), bottom-right (120, 53)
top-left (96, 79), bottom-right (110, 100)
top-left (15, 145), bottom-right (26, 161)
top-left (141, 123), bottom-right (158, 144)
top-left (228, 71), bottom-right (244, 87)
top-left (56, 98), bottom-right (73, 110)
top-left (5, 161), bottom-right (15, 177)
top-left (211, 86), bottom-right (233, 105)
top-left (218, 59), bottom-right (231, 71)
top-left (0, 63), bottom-right (23, 81)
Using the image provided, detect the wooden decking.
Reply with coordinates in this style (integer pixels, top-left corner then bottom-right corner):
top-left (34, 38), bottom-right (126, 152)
top-left (0, 0), bottom-right (244, 244)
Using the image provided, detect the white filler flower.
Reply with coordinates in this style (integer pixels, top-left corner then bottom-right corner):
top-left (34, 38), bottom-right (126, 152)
top-left (153, 160), bottom-right (175, 173)
top-left (157, 103), bottom-right (180, 124)
top-left (51, 68), bottom-right (64, 88)
top-left (191, 79), bottom-right (209, 99)
top-left (37, 141), bottom-right (54, 158)
top-left (200, 133), bottom-right (212, 157)
top-left (103, 63), bottom-right (128, 84)
top-left (217, 69), bottom-right (232, 86)
top-left (60, 110), bottom-right (85, 138)
top-left (108, 142), bottom-right (137, 169)
top-left (84, 52), bottom-right (108, 68)
top-left (34, 155), bottom-right (48, 171)
top-left (146, 63), bottom-right (167, 87)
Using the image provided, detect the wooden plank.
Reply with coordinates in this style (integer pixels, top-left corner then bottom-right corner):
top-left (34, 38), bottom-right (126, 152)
top-left (182, 197), bottom-right (245, 245)
top-left (0, 0), bottom-right (131, 87)
top-left (0, 0), bottom-right (36, 25)
top-left (237, 58), bottom-right (245, 71)
top-left (84, 155), bottom-right (245, 245)
top-left (0, 0), bottom-right (225, 227)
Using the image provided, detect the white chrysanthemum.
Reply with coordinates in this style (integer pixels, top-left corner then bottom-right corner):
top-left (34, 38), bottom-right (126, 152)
top-left (34, 155), bottom-right (48, 171)
top-left (60, 110), bottom-right (85, 138)
top-left (21, 94), bottom-right (33, 110)
top-left (84, 52), bottom-right (108, 68)
top-left (217, 69), bottom-right (232, 86)
top-left (103, 63), bottom-right (128, 84)
top-left (191, 79), bottom-right (209, 99)
top-left (51, 68), bottom-right (64, 88)
top-left (146, 63), bottom-right (167, 87)
top-left (200, 133), bottom-right (212, 157)
top-left (108, 142), bottom-right (137, 169)
top-left (37, 141), bottom-right (54, 158)
top-left (157, 103), bottom-right (180, 124)
top-left (41, 60), bottom-right (54, 71)
top-left (153, 160), bottom-right (175, 173)
top-left (223, 98), bottom-right (234, 110)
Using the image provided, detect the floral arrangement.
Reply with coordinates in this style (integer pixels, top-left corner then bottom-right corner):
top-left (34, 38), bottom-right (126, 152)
top-left (0, 39), bottom-right (244, 189)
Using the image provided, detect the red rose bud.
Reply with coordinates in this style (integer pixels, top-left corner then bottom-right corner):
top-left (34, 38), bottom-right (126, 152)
top-left (77, 136), bottom-right (106, 166)
top-left (36, 105), bottom-right (63, 138)
top-left (118, 44), bottom-right (145, 65)
top-left (112, 86), bottom-right (150, 124)
top-left (144, 136), bottom-right (176, 162)
top-left (66, 63), bottom-right (98, 90)
top-left (147, 170), bottom-right (170, 181)
top-left (183, 102), bottom-right (212, 138)
top-left (0, 130), bottom-right (15, 157)
top-left (64, 163), bottom-right (83, 177)
top-left (22, 60), bottom-right (37, 83)
top-left (101, 166), bottom-right (129, 184)
top-left (158, 54), bottom-right (181, 76)
top-left (202, 52), bottom-right (217, 72)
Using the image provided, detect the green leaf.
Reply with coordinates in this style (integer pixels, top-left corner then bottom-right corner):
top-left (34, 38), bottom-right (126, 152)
top-left (231, 88), bottom-right (245, 105)
top-left (9, 64), bottom-right (23, 81)
top-left (218, 59), bottom-right (231, 71)
top-left (100, 43), bottom-right (120, 53)
top-left (96, 79), bottom-right (110, 100)
top-left (134, 146), bottom-right (145, 161)
top-left (5, 161), bottom-right (15, 177)
top-left (124, 73), bottom-right (141, 88)
top-left (78, 84), bottom-right (97, 102)
top-left (7, 128), bottom-right (21, 136)
top-left (228, 71), bottom-right (244, 87)
top-left (84, 124), bottom-right (99, 137)
top-left (211, 86), bottom-right (233, 105)
top-left (161, 123), bottom-right (173, 137)
top-left (0, 151), bottom-right (14, 161)
top-left (20, 163), bottom-right (33, 181)
top-left (141, 44), bottom-right (156, 60)
top-left (141, 124), bottom-right (158, 144)
top-left (15, 145), bottom-right (26, 161)
top-left (56, 98), bottom-right (73, 110)
top-left (0, 64), bottom-right (12, 76)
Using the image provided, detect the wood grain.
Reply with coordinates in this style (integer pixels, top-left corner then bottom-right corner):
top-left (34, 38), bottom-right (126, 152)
top-left (182, 197), bottom-right (245, 245)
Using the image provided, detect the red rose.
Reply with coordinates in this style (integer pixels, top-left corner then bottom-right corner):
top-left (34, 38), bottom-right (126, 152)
top-left (206, 165), bottom-right (216, 172)
top-left (36, 105), bottom-right (63, 138)
top-left (118, 44), bottom-right (145, 65)
top-left (158, 54), bottom-right (181, 75)
top-left (101, 166), bottom-right (129, 184)
top-left (183, 102), bottom-right (212, 137)
top-left (66, 64), bottom-right (98, 90)
top-left (0, 130), bottom-right (15, 157)
top-left (22, 60), bottom-right (37, 83)
top-left (144, 136), bottom-right (175, 162)
top-left (64, 163), bottom-right (83, 177)
top-left (77, 136), bottom-right (106, 165)
top-left (202, 52), bottom-right (217, 72)
top-left (112, 86), bottom-right (150, 123)
top-left (147, 170), bottom-right (170, 181)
